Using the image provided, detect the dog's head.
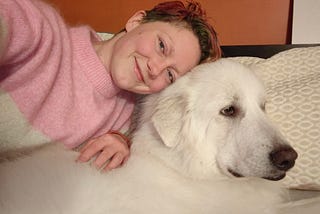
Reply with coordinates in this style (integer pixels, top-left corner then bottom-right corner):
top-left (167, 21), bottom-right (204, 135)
top-left (136, 59), bottom-right (297, 181)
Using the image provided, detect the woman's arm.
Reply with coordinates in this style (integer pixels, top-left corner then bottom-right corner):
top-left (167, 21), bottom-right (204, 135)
top-left (0, 0), bottom-right (60, 66)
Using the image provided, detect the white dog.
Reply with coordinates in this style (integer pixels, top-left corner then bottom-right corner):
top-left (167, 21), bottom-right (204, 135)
top-left (0, 59), bottom-right (298, 214)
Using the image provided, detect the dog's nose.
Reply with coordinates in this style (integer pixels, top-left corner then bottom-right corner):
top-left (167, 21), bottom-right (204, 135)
top-left (269, 147), bottom-right (298, 171)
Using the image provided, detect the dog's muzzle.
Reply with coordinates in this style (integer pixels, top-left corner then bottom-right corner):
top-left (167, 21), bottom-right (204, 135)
top-left (228, 146), bottom-right (298, 181)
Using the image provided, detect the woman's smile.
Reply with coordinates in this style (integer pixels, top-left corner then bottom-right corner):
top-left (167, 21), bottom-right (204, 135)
top-left (134, 56), bottom-right (145, 84)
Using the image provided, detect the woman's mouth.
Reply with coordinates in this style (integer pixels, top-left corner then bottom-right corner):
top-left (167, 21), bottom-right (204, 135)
top-left (134, 57), bottom-right (145, 83)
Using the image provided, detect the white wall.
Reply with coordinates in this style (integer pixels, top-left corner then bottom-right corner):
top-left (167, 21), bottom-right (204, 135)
top-left (292, 0), bottom-right (320, 44)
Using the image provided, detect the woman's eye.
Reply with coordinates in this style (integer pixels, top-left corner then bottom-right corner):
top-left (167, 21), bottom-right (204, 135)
top-left (159, 39), bottom-right (165, 53)
top-left (167, 70), bottom-right (175, 84)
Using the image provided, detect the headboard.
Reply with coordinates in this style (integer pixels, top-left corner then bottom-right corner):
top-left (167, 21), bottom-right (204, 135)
top-left (221, 44), bottom-right (320, 58)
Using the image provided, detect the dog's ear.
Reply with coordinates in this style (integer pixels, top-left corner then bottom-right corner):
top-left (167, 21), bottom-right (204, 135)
top-left (151, 95), bottom-right (186, 148)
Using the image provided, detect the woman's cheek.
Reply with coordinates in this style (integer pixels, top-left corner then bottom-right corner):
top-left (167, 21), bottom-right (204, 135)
top-left (149, 80), bottom-right (169, 93)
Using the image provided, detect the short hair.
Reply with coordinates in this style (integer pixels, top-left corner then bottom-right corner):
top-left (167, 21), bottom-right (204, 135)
top-left (142, 1), bottom-right (221, 63)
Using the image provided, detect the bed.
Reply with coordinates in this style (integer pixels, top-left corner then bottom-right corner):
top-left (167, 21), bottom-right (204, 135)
top-left (104, 33), bottom-right (320, 211)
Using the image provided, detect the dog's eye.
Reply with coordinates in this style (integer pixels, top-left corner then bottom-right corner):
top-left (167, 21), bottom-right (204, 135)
top-left (220, 106), bottom-right (236, 117)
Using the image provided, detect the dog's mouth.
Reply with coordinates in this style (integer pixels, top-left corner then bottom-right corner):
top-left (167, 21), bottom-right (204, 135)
top-left (228, 168), bottom-right (286, 181)
top-left (228, 168), bottom-right (243, 178)
top-left (262, 173), bottom-right (286, 181)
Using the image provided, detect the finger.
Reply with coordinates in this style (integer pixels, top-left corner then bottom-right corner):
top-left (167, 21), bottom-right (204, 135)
top-left (103, 153), bottom-right (124, 172)
top-left (79, 133), bottom-right (114, 153)
top-left (77, 141), bottom-right (105, 162)
top-left (122, 155), bottom-right (130, 165)
top-left (93, 149), bottom-right (115, 169)
top-left (79, 139), bottom-right (95, 153)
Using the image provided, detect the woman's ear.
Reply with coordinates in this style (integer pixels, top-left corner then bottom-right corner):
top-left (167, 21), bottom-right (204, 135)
top-left (125, 10), bottom-right (146, 32)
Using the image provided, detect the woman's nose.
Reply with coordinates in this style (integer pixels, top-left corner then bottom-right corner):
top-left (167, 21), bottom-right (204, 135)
top-left (147, 58), bottom-right (167, 78)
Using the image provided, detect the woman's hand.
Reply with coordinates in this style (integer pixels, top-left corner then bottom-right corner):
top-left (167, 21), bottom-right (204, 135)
top-left (77, 131), bottom-right (130, 171)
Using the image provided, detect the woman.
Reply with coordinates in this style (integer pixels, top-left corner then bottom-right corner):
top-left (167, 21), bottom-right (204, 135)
top-left (0, 0), bottom-right (221, 170)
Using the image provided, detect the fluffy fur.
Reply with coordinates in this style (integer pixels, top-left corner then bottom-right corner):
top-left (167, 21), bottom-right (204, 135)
top-left (0, 59), bottom-right (296, 214)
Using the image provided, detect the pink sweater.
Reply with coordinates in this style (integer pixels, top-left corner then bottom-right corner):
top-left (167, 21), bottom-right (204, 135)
top-left (0, 0), bottom-right (135, 149)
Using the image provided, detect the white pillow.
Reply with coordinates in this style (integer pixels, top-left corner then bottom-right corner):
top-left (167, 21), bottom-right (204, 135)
top-left (232, 46), bottom-right (320, 190)
top-left (97, 32), bottom-right (114, 40)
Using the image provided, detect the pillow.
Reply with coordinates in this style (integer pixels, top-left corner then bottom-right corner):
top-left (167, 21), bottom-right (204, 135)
top-left (232, 46), bottom-right (320, 190)
top-left (97, 32), bottom-right (114, 40)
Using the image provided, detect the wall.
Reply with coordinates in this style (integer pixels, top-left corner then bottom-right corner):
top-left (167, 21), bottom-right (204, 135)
top-left (292, 0), bottom-right (320, 44)
top-left (46, 0), bottom-right (292, 45)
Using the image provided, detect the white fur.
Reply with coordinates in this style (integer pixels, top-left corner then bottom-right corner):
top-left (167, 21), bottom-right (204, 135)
top-left (0, 59), bottom-right (292, 214)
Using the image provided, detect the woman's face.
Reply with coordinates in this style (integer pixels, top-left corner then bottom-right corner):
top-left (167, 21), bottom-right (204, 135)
top-left (104, 12), bottom-right (201, 94)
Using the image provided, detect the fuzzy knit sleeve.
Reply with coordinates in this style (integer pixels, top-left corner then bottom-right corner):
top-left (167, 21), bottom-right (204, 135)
top-left (0, 0), bottom-right (65, 66)
top-left (0, 0), bottom-right (72, 149)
